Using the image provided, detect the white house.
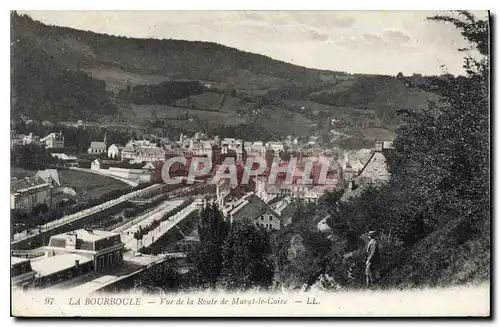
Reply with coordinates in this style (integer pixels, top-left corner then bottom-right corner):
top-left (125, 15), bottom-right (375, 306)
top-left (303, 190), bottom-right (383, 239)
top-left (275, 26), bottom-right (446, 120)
top-left (193, 141), bottom-right (213, 160)
top-left (22, 133), bottom-right (41, 146)
top-left (107, 144), bottom-right (124, 159)
top-left (41, 132), bottom-right (64, 149)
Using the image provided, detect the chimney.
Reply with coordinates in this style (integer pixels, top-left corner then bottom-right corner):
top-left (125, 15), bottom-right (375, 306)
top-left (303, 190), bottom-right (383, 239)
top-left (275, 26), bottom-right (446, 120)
top-left (375, 141), bottom-right (383, 152)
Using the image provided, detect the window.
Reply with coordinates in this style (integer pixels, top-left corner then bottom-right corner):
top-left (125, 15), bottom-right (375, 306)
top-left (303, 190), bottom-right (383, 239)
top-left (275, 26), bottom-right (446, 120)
top-left (99, 256), bottom-right (104, 270)
top-left (261, 215), bottom-right (264, 221)
top-left (269, 215), bottom-right (272, 221)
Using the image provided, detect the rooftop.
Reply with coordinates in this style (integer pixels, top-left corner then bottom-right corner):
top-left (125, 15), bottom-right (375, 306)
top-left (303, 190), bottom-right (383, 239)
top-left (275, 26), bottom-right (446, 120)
top-left (10, 177), bottom-right (50, 193)
top-left (227, 192), bottom-right (279, 221)
top-left (136, 146), bottom-right (165, 156)
top-left (51, 153), bottom-right (78, 161)
top-left (61, 229), bottom-right (120, 242)
top-left (31, 253), bottom-right (92, 277)
top-left (36, 169), bottom-right (61, 186)
top-left (89, 141), bottom-right (107, 150)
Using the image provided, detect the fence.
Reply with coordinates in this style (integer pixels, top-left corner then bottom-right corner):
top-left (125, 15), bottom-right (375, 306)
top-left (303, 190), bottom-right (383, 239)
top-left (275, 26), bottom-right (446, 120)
top-left (11, 249), bottom-right (45, 259)
top-left (112, 200), bottom-right (177, 233)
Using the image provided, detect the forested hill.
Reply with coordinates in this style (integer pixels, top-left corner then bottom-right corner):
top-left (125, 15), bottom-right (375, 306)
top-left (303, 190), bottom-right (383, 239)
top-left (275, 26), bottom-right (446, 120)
top-left (10, 11), bottom-right (437, 145)
top-left (11, 12), bottom-right (342, 86)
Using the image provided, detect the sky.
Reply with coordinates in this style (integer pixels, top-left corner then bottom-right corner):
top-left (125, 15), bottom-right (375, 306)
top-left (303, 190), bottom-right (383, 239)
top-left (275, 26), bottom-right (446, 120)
top-left (19, 10), bottom-right (489, 76)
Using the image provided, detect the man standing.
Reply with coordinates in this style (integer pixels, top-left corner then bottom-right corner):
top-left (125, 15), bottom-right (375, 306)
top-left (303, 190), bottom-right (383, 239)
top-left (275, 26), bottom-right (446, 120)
top-left (365, 230), bottom-right (381, 288)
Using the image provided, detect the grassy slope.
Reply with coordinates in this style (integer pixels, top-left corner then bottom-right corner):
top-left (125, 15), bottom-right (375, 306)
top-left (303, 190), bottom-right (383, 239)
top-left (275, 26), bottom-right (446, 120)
top-left (381, 217), bottom-right (490, 288)
top-left (11, 168), bottom-right (130, 204)
top-left (57, 169), bottom-right (131, 203)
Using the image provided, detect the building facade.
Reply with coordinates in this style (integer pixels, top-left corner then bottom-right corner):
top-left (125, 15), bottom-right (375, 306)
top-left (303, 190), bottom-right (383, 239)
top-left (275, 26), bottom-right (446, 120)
top-left (107, 144), bottom-right (124, 159)
top-left (10, 177), bottom-right (52, 212)
top-left (43, 229), bottom-right (124, 271)
top-left (225, 192), bottom-right (282, 230)
top-left (87, 141), bottom-right (107, 154)
top-left (42, 132), bottom-right (65, 149)
top-left (22, 133), bottom-right (41, 146)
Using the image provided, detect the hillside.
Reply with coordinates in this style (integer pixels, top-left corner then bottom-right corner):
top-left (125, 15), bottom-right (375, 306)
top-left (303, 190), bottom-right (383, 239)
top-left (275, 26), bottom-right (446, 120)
top-left (11, 11), bottom-right (437, 147)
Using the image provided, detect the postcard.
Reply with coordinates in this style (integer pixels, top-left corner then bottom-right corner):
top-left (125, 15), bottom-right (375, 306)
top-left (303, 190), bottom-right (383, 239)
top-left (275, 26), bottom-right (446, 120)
top-left (10, 10), bottom-right (490, 317)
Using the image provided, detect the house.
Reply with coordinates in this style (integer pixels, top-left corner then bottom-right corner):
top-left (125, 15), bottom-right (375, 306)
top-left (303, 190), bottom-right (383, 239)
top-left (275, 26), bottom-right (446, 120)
top-left (50, 153), bottom-right (79, 167)
top-left (221, 138), bottom-right (244, 161)
top-left (120, 139), bottom-right (166, 163)
top-left (11, 177), bottom-right (52, 212)
top-left (340, 140), bottom-right (394, 202)
top-left (247, 141), bottom-right (268, 158)
top-left (142, 161), bottom-right (163, 182)
top-left (215, 179), bottom-right (240, 209)
top-left (225, 192), bottom-right (281, 231)
top-left (121, 142), bottom-right (136, 161)
top-left (193, 141), bottom-right (213, 160)
top-left (91, 159), bottom-right (120, 170)
top-left (33, 229), bottom-right (124, 288)
top-left (22, 133), bottom-right (41, 146)
top-left (133, 146), bottom-right (166, 163)
top-left (266, 141), bottom-right (285, 156)
top-left (87, 141), bottom-right (107, 155)
top-left (35, 169), bottom-right (61, 187)
top-left (41, 132), bottom-right (64, 149)
top-left (269, 197), bottom-right (295, 227)
top-left (107, 144), bottom-right (124, 159)
top-left (10, 131), bottom-right (26, 148)
top-left (357, 141), bottom-right (392, 182)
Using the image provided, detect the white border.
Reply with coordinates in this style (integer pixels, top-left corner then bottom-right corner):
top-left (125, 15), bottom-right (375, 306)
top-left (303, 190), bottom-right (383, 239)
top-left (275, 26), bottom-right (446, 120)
top-left (2, 1), bottom-right (497, 326)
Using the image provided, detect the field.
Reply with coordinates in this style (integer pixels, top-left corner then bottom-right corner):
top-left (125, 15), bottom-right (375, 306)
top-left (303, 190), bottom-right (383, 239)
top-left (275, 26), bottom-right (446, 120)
top-left (11, 167), bottom-right (131, 203)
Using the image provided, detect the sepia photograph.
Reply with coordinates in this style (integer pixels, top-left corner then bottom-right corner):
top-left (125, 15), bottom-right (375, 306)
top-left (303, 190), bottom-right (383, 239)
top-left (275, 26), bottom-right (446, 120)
top-left (9, 9), bottom-right (490, 317)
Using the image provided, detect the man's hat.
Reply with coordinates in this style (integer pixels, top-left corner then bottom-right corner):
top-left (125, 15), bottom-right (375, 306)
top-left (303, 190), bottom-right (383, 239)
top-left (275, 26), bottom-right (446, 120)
top-left (367, 231), bottom-right (377, 236)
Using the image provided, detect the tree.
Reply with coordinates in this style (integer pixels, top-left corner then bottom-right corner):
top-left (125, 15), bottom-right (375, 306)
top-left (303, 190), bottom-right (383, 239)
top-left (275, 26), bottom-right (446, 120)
top-left (191, 203), bottom-right (229, 288)
top-left (219, 218), bottom-right (274, 290)
top-left (388, 11), bottom-right (489, 241)
top-left (31, 203), bottom-right (49, 216)
top-left (10, 144), bottom-right (57, 170)
top-left (133, 259), bottom-right (181, 293)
